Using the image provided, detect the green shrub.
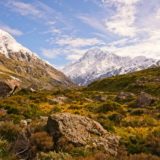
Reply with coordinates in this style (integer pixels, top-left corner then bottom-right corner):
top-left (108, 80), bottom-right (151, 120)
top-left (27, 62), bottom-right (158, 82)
top-left (70, 147), bottom-right (91, 157)
top-left (97, 116), bottom-right (115, 132)
top-left (97, 101), bottom-right (121, 113)
top-left (52, 106), bottom-right (62, 113)
top-left (108, 112), bottom-right (123, 123)
top-left (120, 135), bottom-right (146, 154)
top-left (130, 109), bottom-right (145, 115)
top-left (0, 122), bottom-right (21, 142)
top-left (36, 151), bottom-right (72, 160)
top-left (122, 116), bottom-right (157, 127)
top-left (0, 138), bottom-right (9, 158)
top-left (145, 135), bottom-right (160, 156)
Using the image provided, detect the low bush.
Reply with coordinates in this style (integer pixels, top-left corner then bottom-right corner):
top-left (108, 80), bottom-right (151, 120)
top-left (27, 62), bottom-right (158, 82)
top-left (30, 131), bottom-right (53, 151)
top-left (36, 151), bottom-right (72, 160)
top-left (0, 138), bottom-right (9, 158)
top-left (97, 101), bottom-right (121, 113)
top-left (122, 115), bottom-right (157, 127)
top-left (0, 122), bottom-right (21, 142)
top-left (130, 109), bottom-right (145, 115)
top-left (108, 112), bottom-right (123, 124)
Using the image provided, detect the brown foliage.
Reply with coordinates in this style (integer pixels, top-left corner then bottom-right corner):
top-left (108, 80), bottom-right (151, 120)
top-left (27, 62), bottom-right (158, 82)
top-left (30, 131), bottom-right (53, 151)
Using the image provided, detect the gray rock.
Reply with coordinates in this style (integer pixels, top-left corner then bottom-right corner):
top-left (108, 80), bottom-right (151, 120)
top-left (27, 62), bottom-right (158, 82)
top-left (0, 81), bottom-right (12, 97)
top-left (116, 92), bottom-right (135, 101)
top-left (137, 92), bottom-right (155, 107)
top-left (47, 113), bottom-right (119, 156)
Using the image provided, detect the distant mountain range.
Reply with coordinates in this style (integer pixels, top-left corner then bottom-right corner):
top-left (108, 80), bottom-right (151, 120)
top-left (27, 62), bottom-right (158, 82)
top-left (63, 49), bottom-right (160, 85)
top-left (0, 29), bottom-right (73, 93)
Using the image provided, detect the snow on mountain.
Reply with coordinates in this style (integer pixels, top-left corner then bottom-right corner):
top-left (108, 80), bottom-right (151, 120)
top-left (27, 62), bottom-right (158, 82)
top-left (63, 48), bottom-right (158, 85)
top-left (0, 29), bottom-right (39, 61)
top-left (0, 29), bottom-right (73, 90)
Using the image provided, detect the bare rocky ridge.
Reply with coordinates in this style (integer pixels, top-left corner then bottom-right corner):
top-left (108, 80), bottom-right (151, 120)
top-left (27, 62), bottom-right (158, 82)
top-left (47, 113), bottom-right (119, 156)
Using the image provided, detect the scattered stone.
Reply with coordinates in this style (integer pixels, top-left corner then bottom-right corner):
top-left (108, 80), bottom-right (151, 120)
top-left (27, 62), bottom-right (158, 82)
top-left (47, 113), bottom-right (119, 156)
top-left (116, 92), bottom-right (135, 101)
top-left (50, 96), bottom-right (68, 104)
top-left (40, 116), bottom-right (48, 121)
top-left (20, 120), bottom-right (28, 128)
top-left (93, 95), bottom-right (107, 102)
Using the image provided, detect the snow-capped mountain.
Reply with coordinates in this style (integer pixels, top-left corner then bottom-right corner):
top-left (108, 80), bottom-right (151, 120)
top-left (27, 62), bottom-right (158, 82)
top-left (0, 29), bottom-right (73, 91)
top-left (0, 29), bottom-right (36, 60)
top-left (63, 49), bottom-right (159, 85)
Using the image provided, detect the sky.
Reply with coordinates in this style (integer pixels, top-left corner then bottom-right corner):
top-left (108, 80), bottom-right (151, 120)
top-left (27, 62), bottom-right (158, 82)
top-left (0, 0), bottom-right (160, 68)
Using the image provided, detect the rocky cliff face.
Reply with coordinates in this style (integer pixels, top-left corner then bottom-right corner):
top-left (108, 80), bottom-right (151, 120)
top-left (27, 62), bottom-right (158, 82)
top-left (47, 113), bottom-right (119, 156)
top-left (0, 29), bottom-right (74, 95)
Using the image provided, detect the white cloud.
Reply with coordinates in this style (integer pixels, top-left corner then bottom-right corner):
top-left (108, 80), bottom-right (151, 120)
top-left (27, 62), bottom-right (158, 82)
top-left (7, 1), bottom-right (42, 17)
top-left (42, 36), bottom-right (104, 64)
top-left (42, 36), bottom-right (103, 62)
top-left (5, 0), bottom-right (65, 26)
top-left (41, 48), bottom-right (61, 59)
top-left (101, 30), bottom-right (160, 60)
top-left (104, 0), bottom-right (141, 37)
top-left (55, 37), bottom-right (104, 48)
top-left (102, 0), bottom-right (140, 5)
top-left (0, 25), bottom-right (23, 36)
top-left (78, 15), bottom-right (107, 34)
top-left (42, 47), bottom-right (88, 62)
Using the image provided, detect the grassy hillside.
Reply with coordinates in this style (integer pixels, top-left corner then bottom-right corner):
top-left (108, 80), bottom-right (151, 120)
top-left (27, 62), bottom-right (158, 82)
top-left (0, 67), bottom-right (160, 160)
top-left (87, 67), bottom-right (160, 96)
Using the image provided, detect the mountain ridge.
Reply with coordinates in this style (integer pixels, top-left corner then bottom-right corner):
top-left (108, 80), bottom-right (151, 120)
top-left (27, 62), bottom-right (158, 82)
top-left (0, 29), bottom-right (74, 94)
top-left (63, 48), bottom-right (159, 85)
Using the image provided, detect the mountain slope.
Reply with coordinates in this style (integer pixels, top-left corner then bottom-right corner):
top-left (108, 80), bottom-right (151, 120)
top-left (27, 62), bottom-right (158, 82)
top-left (63, 49), bottom-right (159, 85)
top-left (0, 29), bottom-right (73, 93)
top-left (87, 66), bottom-right (160, 95)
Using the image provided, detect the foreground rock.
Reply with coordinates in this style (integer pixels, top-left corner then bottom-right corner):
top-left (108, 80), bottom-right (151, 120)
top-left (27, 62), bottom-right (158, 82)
top-left (0, 81), bottom-right (12, 97)
top-left (47, 113), bottom-right (119, 156)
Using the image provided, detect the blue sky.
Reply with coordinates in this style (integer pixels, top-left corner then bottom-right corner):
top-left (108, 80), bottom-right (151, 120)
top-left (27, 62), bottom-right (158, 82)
top-left (0, 0), bottom-right (160, 68)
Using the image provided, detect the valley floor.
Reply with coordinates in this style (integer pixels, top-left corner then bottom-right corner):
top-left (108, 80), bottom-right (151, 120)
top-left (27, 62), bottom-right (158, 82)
top-left (0, 67), bottom-right (160, 160)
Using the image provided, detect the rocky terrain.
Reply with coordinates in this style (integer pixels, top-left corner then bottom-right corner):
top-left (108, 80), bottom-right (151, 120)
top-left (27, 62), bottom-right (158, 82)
top-left (0, 67), bottom-right (160, 160)
top-left (47, 113), bottom-right (119, 156)
top-left (0, 29), bottom-right (73, 96)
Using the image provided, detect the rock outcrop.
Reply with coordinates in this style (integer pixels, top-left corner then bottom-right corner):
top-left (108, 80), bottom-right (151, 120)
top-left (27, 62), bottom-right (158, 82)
top-left (47, 113), bottom-right (119, 156)
top-left (0, 81), bottom-right (12, 97)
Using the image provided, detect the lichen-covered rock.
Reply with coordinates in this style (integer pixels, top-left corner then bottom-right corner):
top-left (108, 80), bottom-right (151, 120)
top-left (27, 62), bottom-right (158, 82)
top-left (47, 113), bottom-right (119, 156)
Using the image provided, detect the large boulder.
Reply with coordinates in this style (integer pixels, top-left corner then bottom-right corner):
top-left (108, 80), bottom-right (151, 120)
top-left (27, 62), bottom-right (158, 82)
top-left (0, 81), bottom-right (12, 97)
top-left (137, 92), bottom-right (155, 107)
top-left (47, 113), bottom-right (119, 156)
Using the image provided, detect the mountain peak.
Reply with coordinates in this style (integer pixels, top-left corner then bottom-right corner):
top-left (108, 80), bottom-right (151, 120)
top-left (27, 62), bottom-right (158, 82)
top-left (0, 29), bottom-right (14, 40)
top-left (63, 49), bottom-right (158, 85)
top-left (0, 29), bottom-right (35, 59)
top-left (82, 48), bottom-right (110, 59)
